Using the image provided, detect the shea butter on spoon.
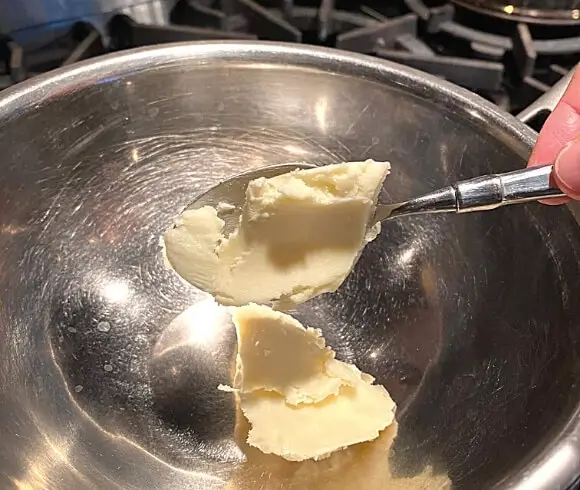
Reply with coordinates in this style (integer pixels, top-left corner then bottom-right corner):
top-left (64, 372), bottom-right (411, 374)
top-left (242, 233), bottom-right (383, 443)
top-left (163, 160), bottom-right (390, 308)
top-left (224, 303), bottom-right (396, 462)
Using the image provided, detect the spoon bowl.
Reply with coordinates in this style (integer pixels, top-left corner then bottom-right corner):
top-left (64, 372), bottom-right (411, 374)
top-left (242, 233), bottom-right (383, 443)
top-left (185, 163), bottom-right (315, 235)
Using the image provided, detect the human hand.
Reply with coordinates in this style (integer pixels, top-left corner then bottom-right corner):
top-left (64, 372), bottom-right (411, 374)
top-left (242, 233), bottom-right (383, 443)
top-left (528, 68), bottom-right (580, 204)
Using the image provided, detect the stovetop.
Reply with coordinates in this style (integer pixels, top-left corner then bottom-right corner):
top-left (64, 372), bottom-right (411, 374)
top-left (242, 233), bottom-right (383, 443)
top-left (1, 0), bottom-right (579, 121)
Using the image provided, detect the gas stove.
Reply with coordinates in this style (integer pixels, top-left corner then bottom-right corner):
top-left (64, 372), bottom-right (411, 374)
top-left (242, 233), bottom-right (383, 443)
top-left (1, 0), bottom-right (580, 122)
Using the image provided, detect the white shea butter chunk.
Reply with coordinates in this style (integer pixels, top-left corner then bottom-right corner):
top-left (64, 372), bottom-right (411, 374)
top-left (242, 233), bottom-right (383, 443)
top-left (162, 206), bottom-right (224, 292)
top-left (163, 160), bottom-right (390, 308)
top-left (230, 304), bottom-right (397, 462)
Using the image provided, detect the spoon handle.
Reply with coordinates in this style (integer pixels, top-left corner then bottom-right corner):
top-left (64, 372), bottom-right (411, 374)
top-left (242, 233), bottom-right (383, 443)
top-left (380, 164), bottom-right (565, 222)
top-left (454, 164), bottom-right (565, 213)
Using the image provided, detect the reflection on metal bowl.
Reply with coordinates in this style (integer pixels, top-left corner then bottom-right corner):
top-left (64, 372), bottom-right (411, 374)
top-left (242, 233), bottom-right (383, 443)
top-left (0, 42), bottom-right (580, 489)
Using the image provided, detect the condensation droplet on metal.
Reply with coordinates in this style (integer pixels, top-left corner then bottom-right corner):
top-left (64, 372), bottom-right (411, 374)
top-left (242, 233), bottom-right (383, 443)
top-left (97, 321), bottom-right (111, 332)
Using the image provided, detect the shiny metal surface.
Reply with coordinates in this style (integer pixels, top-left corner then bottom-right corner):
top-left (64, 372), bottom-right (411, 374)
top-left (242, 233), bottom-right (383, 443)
top-left (0, 42), bottom-right (580, 490)
top-left (188, 163), bottom-right (314, 235)
top-left (377, 164), bottom-right (566, 222)
top-left (518, 65), bottom-right (578, 125)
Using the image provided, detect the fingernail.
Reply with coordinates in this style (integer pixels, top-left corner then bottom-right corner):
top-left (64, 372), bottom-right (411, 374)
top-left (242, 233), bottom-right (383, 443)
top-left (554, 139), bottom-right (580, 199)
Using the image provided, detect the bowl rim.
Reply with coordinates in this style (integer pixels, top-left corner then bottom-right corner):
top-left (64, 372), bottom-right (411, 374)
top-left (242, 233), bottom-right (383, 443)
top-left (0, 40), bottom-right (537, 155)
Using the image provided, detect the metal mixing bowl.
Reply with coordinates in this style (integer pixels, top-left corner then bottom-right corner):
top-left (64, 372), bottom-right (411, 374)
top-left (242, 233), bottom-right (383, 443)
top-left (1, 42), bottom-right (579, 490)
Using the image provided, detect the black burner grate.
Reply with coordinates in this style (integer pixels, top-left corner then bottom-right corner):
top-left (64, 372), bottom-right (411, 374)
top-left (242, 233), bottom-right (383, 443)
top-left (1, 0), bottom-right (579, 114)
top-left (0, 23), bottom-right (105, 90)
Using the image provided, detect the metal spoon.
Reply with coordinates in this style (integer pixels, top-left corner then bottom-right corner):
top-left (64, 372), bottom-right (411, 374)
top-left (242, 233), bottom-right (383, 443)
top-left (374, 163), bottom-right (565, 222)
top-left (186, 163), bottom-right (316, 234)
top-left (187, 163), bottom-right (564, 232)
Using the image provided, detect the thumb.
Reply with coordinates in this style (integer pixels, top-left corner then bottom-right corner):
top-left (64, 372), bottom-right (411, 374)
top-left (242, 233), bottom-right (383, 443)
top-left (554, 137), bottom-right (580, 200)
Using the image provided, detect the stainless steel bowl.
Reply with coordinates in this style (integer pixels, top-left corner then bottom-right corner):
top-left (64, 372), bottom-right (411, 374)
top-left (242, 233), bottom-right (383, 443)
top-left (0, 42), bottom-right (579, 490)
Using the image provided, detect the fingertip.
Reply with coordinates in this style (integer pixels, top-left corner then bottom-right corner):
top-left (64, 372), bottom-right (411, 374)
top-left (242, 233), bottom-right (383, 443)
top-left (554, 138), bottom-right (580, 200)
top-left (527, 66), bottom-right (580, 169)
top-left (538, 196), bottom-right (569, 205)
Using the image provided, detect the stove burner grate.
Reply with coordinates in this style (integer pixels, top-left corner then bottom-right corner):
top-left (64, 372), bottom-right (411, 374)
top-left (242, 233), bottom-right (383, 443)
top-left (1, 0), bottom-right (579, 114)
